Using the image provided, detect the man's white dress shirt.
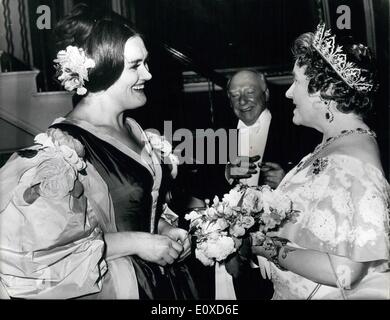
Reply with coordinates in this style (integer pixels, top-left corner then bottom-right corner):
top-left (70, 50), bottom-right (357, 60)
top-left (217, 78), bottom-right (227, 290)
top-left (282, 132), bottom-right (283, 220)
top-left (237, 108), bottom-right (272, 186)
top-left (216, 109), bottom-right (273, 299)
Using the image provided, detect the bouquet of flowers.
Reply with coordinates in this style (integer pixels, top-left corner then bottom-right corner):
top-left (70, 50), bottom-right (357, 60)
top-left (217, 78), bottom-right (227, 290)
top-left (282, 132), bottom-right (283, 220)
top-left (185, 184), bottom-right (299, 267)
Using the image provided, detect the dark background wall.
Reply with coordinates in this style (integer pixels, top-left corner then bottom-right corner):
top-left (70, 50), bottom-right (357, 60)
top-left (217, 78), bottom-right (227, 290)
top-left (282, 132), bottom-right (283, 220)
top-left (2, 0), bottom-right (388, 176)
top-left (127, 0), bottom-right (388, 176)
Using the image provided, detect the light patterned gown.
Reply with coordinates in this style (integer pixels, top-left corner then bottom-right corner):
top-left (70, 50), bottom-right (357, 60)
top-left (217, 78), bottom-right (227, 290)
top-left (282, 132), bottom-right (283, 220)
top-left (270, 153), bottom-right (390, 299)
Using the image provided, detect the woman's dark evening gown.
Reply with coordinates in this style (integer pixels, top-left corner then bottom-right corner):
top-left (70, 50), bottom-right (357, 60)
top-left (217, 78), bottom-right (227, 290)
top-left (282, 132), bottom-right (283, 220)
top-left (51, 120), bottom-right (198, 300)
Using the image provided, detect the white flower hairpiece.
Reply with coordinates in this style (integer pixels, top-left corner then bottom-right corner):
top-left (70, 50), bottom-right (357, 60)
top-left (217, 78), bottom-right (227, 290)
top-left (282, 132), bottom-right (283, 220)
top-left (54, 46), bottom-right (96, 95)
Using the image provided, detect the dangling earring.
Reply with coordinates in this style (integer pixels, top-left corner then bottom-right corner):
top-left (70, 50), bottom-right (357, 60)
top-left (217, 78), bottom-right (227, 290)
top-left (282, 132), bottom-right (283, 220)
top-left (325, 102), bottom-right (334, 123)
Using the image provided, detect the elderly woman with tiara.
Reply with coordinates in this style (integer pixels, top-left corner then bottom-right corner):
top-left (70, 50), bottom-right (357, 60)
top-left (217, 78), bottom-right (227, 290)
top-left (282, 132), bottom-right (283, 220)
top-left (251, 24), bottom-right (389, 299)
top-left (0, 4), bottom-right (198, 299)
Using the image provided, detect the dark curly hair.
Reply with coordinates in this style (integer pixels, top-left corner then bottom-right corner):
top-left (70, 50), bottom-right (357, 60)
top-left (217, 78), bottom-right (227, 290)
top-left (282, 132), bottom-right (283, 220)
top-left (292, 31), bottom-right (378, 118)
top-left (54, 3), bottom-right (139, 93)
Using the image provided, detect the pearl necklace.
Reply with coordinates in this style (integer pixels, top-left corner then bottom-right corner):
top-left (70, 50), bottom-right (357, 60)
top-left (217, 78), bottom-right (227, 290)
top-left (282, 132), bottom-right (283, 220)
top-left (296, 128), bottom-right (376, 172)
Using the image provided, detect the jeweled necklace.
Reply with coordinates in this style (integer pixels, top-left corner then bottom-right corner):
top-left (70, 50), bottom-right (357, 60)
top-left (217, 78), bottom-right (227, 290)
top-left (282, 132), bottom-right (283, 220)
top-left (296, 128), bottom-right (376, 172)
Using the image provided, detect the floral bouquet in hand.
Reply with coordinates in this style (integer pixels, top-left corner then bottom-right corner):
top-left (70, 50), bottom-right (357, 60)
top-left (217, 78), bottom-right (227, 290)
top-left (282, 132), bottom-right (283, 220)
top-left (185, 184), bottom-right (299, 267)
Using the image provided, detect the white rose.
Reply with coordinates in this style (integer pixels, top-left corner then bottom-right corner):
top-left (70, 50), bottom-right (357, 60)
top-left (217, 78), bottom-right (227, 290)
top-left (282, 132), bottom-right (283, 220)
top-left (251, 231), bottom-right (266, 246)
top-left (224, 206), bottom-right (238, 218)
top-left (241, 215), bottom-right (255, 229)
top-left (207, 231), bottom-right (221, 241)
top-left (222, 187), bottom-right (244, 207)
top-left (204, 236), bottom-right (236, 261)
top-left (215, 218), bottom-right (229, 231)
top-left (229, 223), bottom-right (246, 237)
top-left (201, 218), bottom-right (228, 233)
top-left (206, 207), bottom-right (219, 220)
top-left (195, 248), bottom-right (215, 266)
top-left (185, 210), bottom-right (202, 222)
top-left (242, 189), bottom-right (262, 212)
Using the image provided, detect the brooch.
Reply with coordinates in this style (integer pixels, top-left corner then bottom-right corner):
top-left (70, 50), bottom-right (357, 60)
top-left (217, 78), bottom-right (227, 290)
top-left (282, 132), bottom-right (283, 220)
top-left (311, 158), bottom-right (329, 175)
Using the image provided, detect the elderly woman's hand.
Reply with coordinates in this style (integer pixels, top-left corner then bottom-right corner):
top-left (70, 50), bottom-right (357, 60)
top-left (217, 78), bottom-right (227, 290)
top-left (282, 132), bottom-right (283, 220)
top-left (252, 237), bottom-right (279, 260)
top-left (252, 236), bottom-right (287, 259)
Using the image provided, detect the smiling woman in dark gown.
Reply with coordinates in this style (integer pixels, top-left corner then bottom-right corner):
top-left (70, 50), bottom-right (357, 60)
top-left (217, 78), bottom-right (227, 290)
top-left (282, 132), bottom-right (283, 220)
top-left (0, 4), bottom-right (197, 299)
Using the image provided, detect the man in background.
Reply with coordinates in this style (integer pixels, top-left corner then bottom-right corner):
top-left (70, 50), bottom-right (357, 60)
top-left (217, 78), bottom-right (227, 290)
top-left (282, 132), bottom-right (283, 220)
top-left (217, 69), bottom-right (291, 300)
top-left (226, 69), bottom-right (286, 189)
top-left (179, 69), bottom-right (318, 300)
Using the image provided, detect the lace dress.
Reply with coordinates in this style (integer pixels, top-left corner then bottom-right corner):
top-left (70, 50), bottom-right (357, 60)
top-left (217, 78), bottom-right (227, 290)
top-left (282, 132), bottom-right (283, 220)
top-left (271, 154), bottom-right (390, 299)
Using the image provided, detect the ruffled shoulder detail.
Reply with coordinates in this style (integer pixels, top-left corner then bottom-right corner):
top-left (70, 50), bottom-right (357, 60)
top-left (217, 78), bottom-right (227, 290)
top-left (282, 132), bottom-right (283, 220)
top-left (278, 154), bottom-right (390, 263)
top-left (0, 125), bottom-right (107, 298)
top-left (25, 128), bottom-right (86, 200)
top-left (0, 126), bottom-right (86, 210)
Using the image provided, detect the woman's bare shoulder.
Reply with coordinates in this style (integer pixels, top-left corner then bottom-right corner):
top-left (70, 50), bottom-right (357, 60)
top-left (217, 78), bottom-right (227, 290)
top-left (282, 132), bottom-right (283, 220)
top-left (326, 135), bottom-right (383, 173)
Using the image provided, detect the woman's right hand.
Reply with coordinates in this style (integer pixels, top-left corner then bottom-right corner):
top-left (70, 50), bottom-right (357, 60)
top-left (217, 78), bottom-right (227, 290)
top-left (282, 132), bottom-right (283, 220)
top-left (135, 233), bottom-right (184, 266)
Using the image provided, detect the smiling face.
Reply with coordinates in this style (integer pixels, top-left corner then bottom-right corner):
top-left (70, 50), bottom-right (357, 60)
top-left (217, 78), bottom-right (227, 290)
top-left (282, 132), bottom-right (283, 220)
top-left (285, 63), bottom-right (321, 128)
top-left (228, 71), bottom-right (268, 126)
top-left (106, 36), bottom-right (152, 110)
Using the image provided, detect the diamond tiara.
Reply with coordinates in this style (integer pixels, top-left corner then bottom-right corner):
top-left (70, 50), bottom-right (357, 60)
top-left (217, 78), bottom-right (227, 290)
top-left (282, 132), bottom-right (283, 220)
top-left (312, 23), bottom-right (374, 93)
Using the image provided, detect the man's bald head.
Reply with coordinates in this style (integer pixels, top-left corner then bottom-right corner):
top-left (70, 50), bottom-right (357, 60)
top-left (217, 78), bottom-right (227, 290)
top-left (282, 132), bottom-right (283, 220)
top-left (227, 70), bottom-right (268, 93)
